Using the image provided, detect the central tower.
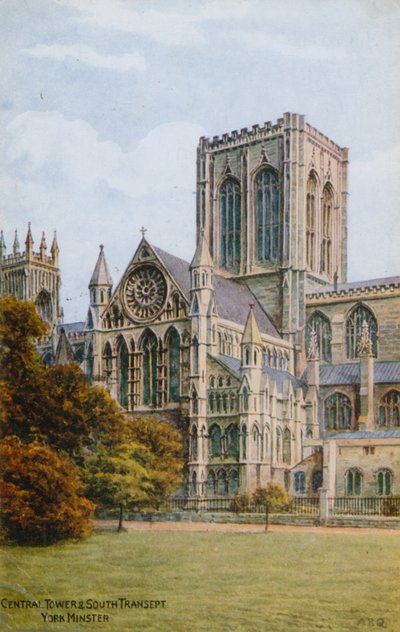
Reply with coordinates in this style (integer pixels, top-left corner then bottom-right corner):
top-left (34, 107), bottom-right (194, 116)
top-left (196, 112), bottom-right (349, 342)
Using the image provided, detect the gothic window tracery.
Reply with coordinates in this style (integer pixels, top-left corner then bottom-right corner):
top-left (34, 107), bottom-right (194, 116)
top-left (321, 184), bottom-right (333, 275)
top-left (346, 304), bottom-right (377, 359)
top-left (255, 169), bottom-right (280, 263)
top-left (306, 172), bottom-right (318, 270)
top-left (345, 468), bottom-right (362, 496)
top-left (117, 337), bottom-right (129, 409)
top-left (306, 311), bottom-right (332, 362)
top-left (209, 424), bottom-right (222, 457)
top-left (142, 331), bottom-right (158, 406)
top-left (226, 424), bottom-right (240, 458)
top-left (377, 469), bottom-right (392, 496)
top-left (283, 428), bottom-right (291, 464)
top-left (220, 178), bottom-right (241, 271)
top-left (103, 342), bottom-right (113, 381)
top-left (294, 471), bottom-right (306, 494)
top-left (379, 390), bottom-right (400, 429)
top-left (324, 392), bottom-right (352, 430)
top-left (167, 328), bottom-right (180, 402)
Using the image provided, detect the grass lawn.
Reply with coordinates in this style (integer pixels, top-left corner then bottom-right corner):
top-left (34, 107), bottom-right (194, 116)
top-left (1, 527), bottom-right (399, 632)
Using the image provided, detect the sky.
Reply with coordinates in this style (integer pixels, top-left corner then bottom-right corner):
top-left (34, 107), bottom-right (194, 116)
top-left (1, 0), bottom-right (400, 322)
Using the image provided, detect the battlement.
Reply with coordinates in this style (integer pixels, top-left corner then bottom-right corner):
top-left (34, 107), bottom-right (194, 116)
top-left (198, 112), bottom-right (347, 157)
top-left (0, 225), bottom-right (59, 268)
top-left (307, 276), bottom-right (400, 303)
top-left (0, 251), bottom-right (56, 268)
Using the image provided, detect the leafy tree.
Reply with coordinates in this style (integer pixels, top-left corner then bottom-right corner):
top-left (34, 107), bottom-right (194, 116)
top-left (0, 437), bottom-right (94, 545)
top-left (129, 417), bottom-right (184, 510)
top-left (253, 483), bottom-right (290, 512)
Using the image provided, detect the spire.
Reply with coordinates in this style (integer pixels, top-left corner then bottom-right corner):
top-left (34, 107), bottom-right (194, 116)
top-left (89, 244), bottom-right (113, 287)
top-left (358, 320), bottom-right (373, 357)
top-left (25, 222), bottom-right (33, 257)
top-left (190, 230), bottom-right (213, 268)
top-left (13, 229), bottom-right (20, 255)
top-left (50, 231), bottom-right (59, 264)
top-left (0, 230), bottom-right (6, 259)
top-left (242, 304), bottom-right (262, 346)
top-left (39, 231), bottom-right (47, 260)
top-left (54, 328), bottom-right (75, 365)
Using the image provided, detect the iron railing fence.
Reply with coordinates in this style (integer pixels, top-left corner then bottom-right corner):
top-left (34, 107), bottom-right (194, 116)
top-left (329, 496), bottom-right (400, 517)
top-left (161, 496), bottom-right (320, 514)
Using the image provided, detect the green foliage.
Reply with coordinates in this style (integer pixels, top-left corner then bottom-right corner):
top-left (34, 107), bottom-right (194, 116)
top-left (253, 483), bottom-right (290, 512)
top-left (0, 437), bottom-right (94, 545)
top-left (230, 491), bottom-right (253, 512)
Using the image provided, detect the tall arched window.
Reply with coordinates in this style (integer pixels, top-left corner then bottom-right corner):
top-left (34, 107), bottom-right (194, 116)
top-left (191, 471), bottom-right (197, 496)
top-left (283, 428), bottom-right (291, 464)
top-left (306, 311), bottom-right (332, 362)
top-left (86, 342), bottom-right (94, 382)
top-left (346, 469), bottom-right (362, 496)
top-left (276, 428), bottom-right (282, 462)
top-left (228, 470), bottom-right (239, 495)
top-left (167, 328), bottom-right (180, 402)
top-left (209, 424), bottom-right (221, 457)
top-left (191, 424), bottom-right (198, 460)
top-left (242, 386), bottom-right (249, 412)
top-left (324, 392), bottom-right (352, 430)
top-left (321, 184), bottom-right (333, 275)
top-left (103, 342), bottom-right (113, 380)
top-left (306, 172), bottom-right (318, 270)
top-left (346, 304), bottom-right (377, 359)
top-left (117, 337), bottom-right (129, 408)
top-left (294, 471), bottom-right (306, 494)
top-left (142, 331), bottom-right (158, 406)
top-left (207, 471), bottom-right (216, 496)
top-left (377, 469), bottom-right (392, 496)
top-left (255, 169), bottom-right (279, 263)
top-left (241, 424), bottom-right (247, 459)
top-left (252, 425), bottom-right (261, 461)
top-left (217, 470), bottom-right (227, 495)
top-left (226, 424), bottom-right (240, 458)
top-left (220, 178), bottom-right (241, 270)
top-left (379, 390), bottom-right (400, 429)
top-left (192, 336), bottom-right (199, 374)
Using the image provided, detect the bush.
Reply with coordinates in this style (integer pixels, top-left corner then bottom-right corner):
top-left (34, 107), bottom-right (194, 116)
top-left (0, 437), bottom-right (94, 545)
top-left (230, 492), bottom-right (253, 513)
top-left (253, 484), bottom-right (290, 512)
top-left (382, 497), bottom-right (400, 517)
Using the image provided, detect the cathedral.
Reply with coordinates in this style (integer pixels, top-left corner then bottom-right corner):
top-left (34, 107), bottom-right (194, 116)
top-left (2, 112), bottom-right (400, 501)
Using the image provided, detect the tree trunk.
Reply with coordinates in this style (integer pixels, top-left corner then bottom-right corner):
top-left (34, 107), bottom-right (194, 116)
top-left (118, 503), bottom-right (124, 532)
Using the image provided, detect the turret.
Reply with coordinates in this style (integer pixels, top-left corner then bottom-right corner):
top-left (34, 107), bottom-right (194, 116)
top-left (0, 231), bottom-right (6, 260)
top-left (25, 222), bottom-right (33, 259)
top-left (39, 232), bottom-right (47, 260)
top-left (88, 244), bottom-right (113, 328)
top-left (50, 231), bottom-right (59, 265)
top-left (241, 304), bottom-right (263, 369)
top-left (13, 230), bottom-right (20, 256)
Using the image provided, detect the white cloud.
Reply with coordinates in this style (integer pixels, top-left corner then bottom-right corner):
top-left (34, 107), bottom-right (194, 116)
top-left (229, 31), bottom-right (346, 61)
top-left (0, 111), bottom-right (205, 320)
top-left (57, 0), bottom-right (256, 46)
top-left (21, 43), bottom-right (146, 72)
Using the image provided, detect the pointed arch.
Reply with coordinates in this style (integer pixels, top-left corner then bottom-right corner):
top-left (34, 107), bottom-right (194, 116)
top-left (217, 469), bottom-right (227, 495)
top-left (346, 303), bottom-right (377, 359)
top-left (283, 428), bottom-right (291, 464)
top-left (219, 177), bottom-right (241, 271)
top-left (306, 310), bottom-right (332, 362)
top-left (117, 335), bottom-right (129, 408)
top-left (192, 335), bottom-right (199, 374)
top-left (140, 329), bottom-right (158, 406)
top-left (35, 288), bottom-right (53, 324)
top-left (86, 342), bottom-right (94, 381)
top-left (306, 171), bottom-right (318, 270)
top-left (226, 424), bottom-right (240, 458)
top-left (379, 390), bottom-right (400, 429)
top-left (321, 183), bottom-right (334, 275)
top-left (103, 341), bottom-right (113, 381)
top-left (228, 470), bottom-right (239, 495)
top-left (208, 423), bottom-right (222, 457)
top-left (324, 391), bottom-right (352, 430)
top-left (207, 470), bottom-right (216, 496)
top-left (254, 167), bottom-right (280, 263)
top-left (165, 326), bottom-right (180, 402)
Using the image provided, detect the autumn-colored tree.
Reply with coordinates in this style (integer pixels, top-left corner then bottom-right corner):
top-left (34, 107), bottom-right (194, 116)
top-left (0, 437), bottom-right (94, 545)
top-left (0, 297), bottom-right (48, 441)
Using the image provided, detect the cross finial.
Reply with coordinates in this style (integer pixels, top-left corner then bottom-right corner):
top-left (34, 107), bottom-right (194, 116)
top-left (140, 226), bottom-right (147, 239)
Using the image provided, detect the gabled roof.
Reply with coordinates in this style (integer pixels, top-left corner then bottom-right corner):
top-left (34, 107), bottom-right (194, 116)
top-left (55, 328), bottom-right (75, 365)
top-left (216, 354), bottom-right (304, 394)
top-left (153, 246), bottom-right (279, 338)
top-left (89, 245), bottom-right (113, 287)
top-left (306, 362), bottom-right (400, 386)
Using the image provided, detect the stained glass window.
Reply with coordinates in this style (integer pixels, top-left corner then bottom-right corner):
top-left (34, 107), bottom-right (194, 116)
top-left (220, 178), bottom-right (241, 270)
top-left (306, 173), bottom-right (318, 270)
top-left (255, 169), bottom-right (280, 263)
top-left (379, 390), bottom-right (400, 429)
top-left (377, 470), bottom-right (391, 496)
top-left (346, 304), bottom-right (377, 359)
top-left (346, 469), bottom-right (362, 496)
top-left (306, 311), bottom-right (332, 362)
top-left (324, 392), bottom-right (352, 430)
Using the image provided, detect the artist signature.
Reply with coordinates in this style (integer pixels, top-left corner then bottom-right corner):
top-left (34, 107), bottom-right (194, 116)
top-left (358, 618), bottom-right (387, 628)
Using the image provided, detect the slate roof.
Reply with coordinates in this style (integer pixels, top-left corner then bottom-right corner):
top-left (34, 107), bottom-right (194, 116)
top-left (313, 362), bottom-right (400, 386)
top-left (216, 355), bottom-right (304, 393)
top-left (154, 246), bottom-right (280, 338)
top-left (329, 431), bottom-right (400, 440)
top-left (307, 275), bottom-right (400, 296)
top-left (56, 322), bottom-right (85, 335)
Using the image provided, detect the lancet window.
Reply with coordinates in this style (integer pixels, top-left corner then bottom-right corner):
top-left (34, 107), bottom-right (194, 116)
top-left (306, 172), bottom-right (318, 270)
top-left (306, 311), bottom-right (332, 362)
top-left (255, 169), bottom-right (280, 263)
top-left (346, 304), bottom-right (377, 359)
top-left (379, 390), bottom-right (400, 429)
top-left (220, 178), bottom-right (241, 271)
top-left (324, 392), bottom-right (352, 430)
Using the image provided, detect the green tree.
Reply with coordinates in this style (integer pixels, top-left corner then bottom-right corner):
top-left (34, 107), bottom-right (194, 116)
top-left (0, 436), bottom-right (94, 545)
top-left (253, 483), bottom-right (290, 512)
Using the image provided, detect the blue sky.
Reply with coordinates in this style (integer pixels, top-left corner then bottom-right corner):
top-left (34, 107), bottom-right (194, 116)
top-left (1, 0), bottom-right (400, 321)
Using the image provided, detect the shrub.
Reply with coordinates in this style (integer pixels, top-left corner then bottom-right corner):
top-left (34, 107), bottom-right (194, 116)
top-left (230, 491), bottom-right (253, 513)
top-left (253, 484), bottom-right (291, 512)
top-left (0, 437), bottom-right (94, 545)
top-left (382, 497), bottom-right (400, 517)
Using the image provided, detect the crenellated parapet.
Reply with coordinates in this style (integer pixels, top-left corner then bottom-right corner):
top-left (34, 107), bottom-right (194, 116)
top-left (198, 116), bottom-right (286, 153)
